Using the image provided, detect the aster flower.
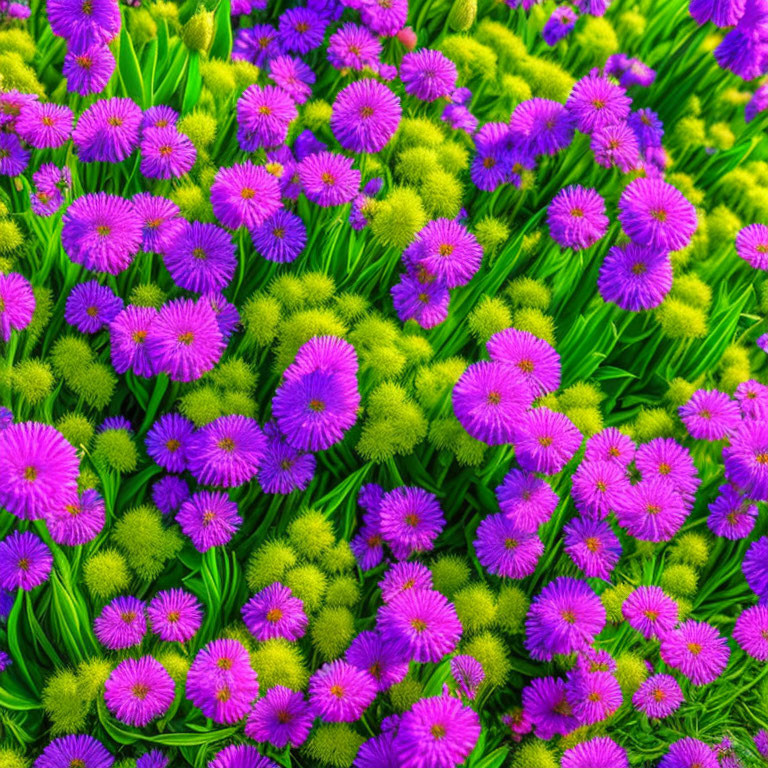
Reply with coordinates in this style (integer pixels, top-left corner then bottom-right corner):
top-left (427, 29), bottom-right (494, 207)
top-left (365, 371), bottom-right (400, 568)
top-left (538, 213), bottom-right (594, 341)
top-left (63, 44), bottom-right (116, 95)
top-left (142, 106), bottom-right (178, 132)
top-left (562, 738), bottom-right (629, 768)
top-left (359, 0), bottom-right (408, 35)
top-left (145, 414), bottom-right (194, 474)
top-left (378, 561), bottom-right (432, 604)
top-left (132, 193), bottom-right (185, 255)
top-left (757, 730), bottom-right (768, 759)
top-left (441, 103), bottom-right (478, 134)
top-left (61, 193), bottom-right (142, 275)
top-left (620, 58), bottom-right (656, 88)
top-left (744, 537), bottom-right (768, 602)
top-left (591, 121), bottom-right (639, 172)
top-left (679, 389), bottom-right (741, 441)
top-left (147, 588), bottom-right (202, 642)
top-left (0, 531), bottom-right (52, 591)
top-left (245, 686), bottom-right (312, 748)
top-left (690, 0), bottom-right (746, 25)
top-left (242, 583), bottom-right (307, 642)
top-left (355, 732), bottom-right (398, 768)
top-left (232, 24), bottom-right (282, 67)
top-left (622, 585), bottom-right (678, 640)
top-left (515, 408), bottom-right (582, 475)
top-left (377, 486), bottom-right (444, 559)
top-left (0, 90), bottom-right (37, 128)
top-left (140, 126), bottom-right (196, 180)
top-left (495, 469), bottom-right (558, 532)
top-left (736, 223), bottom-right (768, 270)
top-left (632, 673), bottom-right (684, 718)
top-left (237, 85), bottom-right (298, 151)
top-left (746, 82), bottom-right (768, 122)
top-left (73, 98), bottom-right (142, 163)
top-left (391, 272), bottom-right (451, 328)
top-left (563, 517), bottom-right (621, 580)
top-left (470, 136), bottom-right (515, 192)
top-left (34, 735), bottom-right (114, 768)
top-left (450, 655), bottom-right (484, 700)
top-left (452, 361), bottom-right (534, 445)
top-left (524, 577), bottom-right (606, 661)
top-left (331, 79), bottom-right (401, 154)
top-left (351, 527), bottom-right (385, 571)
top-left (733, 604), bottom-right (768, 660)
top-left (104, 656), bottom-right (175, 727)
top-left (16, 101), bottom-right (73, 149)
top-left (64, 280), bottom-right (123, 334)
top-left (278, 6), bottom-right (326, 53)
top-left (509, 98), bottom-right (576, 156)
top-left (707, 483), bottom-right (757, 539)
top-left (522, 676), bottom-right (578, 740)
top-left (735, 379), bottom-right (768, 419)
top-left (0, 421), bottom-right (79, 520)
top-left (713, 27), bottom-right (768, 81)
top-left (327, 23), bottom-right (381, 70)
top-left (724, 420), bottom-right (768, 501)
top-left (474, 513), bottom-right (543, 579)
top-left (407, 218), bottom-right (483, 289)
top-left (0, 133), bottom-right (28, 176)
top-left (46, 488), bottom-right (105, 545)
top-left (308, 659), bottom-right (377, 722)
top-left (0, 272), bottom-right (35, 342)
top-left (94, 595), bottom-right (147, 650)
top-left (136, 751), bottom-right (168, 768)
top-left (486, 328), bottom-right (561, 396)
top-left (628, 108), bottom-right (664, 151)
top-left (186, 638), bottom-right (259, 724)
top-left (187, 414), bottom-right (266, 488)
top-left (547, 185), bottom-right (609, 251)
top-left (598, 243), bottom-right (673, 311)
top-left (660, 620), bottom-right (730, 685)
top-left (284, 335), bottom-right (360, 381)
top-left (543, 6), bottom-right (578, 45)
top-left (585, 427), bottom-right (636, 466)
top-left (257, 430), bottom-right (316, 495)
top-left (145, 299), bottom-right (224, 382)
top-left (209, 745), bottom-right (277, 768)
top-left (377, 588), bottom-right (462, 663)
top-left (571, 460), bottom-right (631, 519)
top-left (298, 151), bottom-right (361, 206)
top-left (176, 490), bottom-right (242, 552)
top-left (566, 72), bottom-right (631, 134)
top-left (210, 161), bottom-right (282, 231)
top-left (30, 185), bottom-right (64, 217)
top-left (109, 305), bottom-right (158, 377)
top-left (47, 0), bottom-right (120, 52)
top-left (250, 209), bottom-right (307, 263)
top-left (565, 669), bottom-right (622, 724)
top-left (393, 694), bottom-right (480, 768)
top-left (659, 739), bottom-right (718, 768)
top-left (636, 438), bottom-right (700, 500)
top-left (152, 475), bottom-right (189, 515)
top-left (346, 630), bottom-right (409, 690)
top-left (619, 177), bottom-right (698, 252)
top-left (400, 49), bottom-right (457, 102)
top-left (269, 55), bottom-right (315, 104)
top-left (616, 478), bottom-right (688, 541)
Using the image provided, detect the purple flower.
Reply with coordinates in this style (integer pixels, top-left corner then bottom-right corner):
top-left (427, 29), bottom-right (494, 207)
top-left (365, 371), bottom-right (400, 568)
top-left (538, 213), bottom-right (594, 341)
top-left (359, 0), bottom-right (408, 35)
top-left (714, 26), bottom-right (768, 80)
top-left (136, 751), bottom-right (168, 768)
top-left (73, 98), bottom-right (142, 163)
top-left (619, 177), bottom-right (698, 251)
top-left (474, 513), bottom-right (543, 578)
top-left (378, 486), bottom-right (444, 559)
top-left (145, 414), bottom-right (195, 473)
top-left (245, 686), bottom-right (312, 748)
top-left (16, 101), bottom-right (72, 148)
top-left (733, 604), bottom-right (768, 660)
top-left (0, 133), bottom-right (28, 176)
top-left (331, 78), bottom-right (401, 154)
top-left (635, 438), bottom-right (700, 500)
top-left (327, 23), bottom-right (381, 70)
top-left (278, 6), bottom-right (327, 53)
top-left (566, 72), bottom-right (631, 134)
top-left (250, 209), bottom-right (307, 263)
top-left (242, 583), bottom-right (307, 642)
top-left (542, 6), bottom-right (578, 45)
top-left (62, 193), bottom-right (142, 274)
top-left (515, 408), bottom-right (582, 475)
top-left (63, 44), bottom-right (116, 95)
top-left (94, 595), bottom-right (147, 650)
top-left (495, 469), bottom-right (558, 532)
top-left (660, 620), bottom-right (730, 685)
top-left (104, 656), bottom-right (175, 727)
top-left (622, 585), bottom-right (678, 639)
top-left (209, 746), bottom-right (277, 768)
top-left (145, 299), bottom-right (224, 382)
top-left (210, 161), bottom-right (282, 231)
top-left (355, 733), bottom-right (398, 768)
top-left (284, 335), bottom-right (359, 380)
top-left (378, 561), bottom-right (432, 604)
top-left (563, 517), bottom-right (621, 580)
top-left (152, 475), bottom-right (189, 514)
top-left (591, 121), bottom-right (639, 172)
top-left (450, 655), bottom-right (484, 700)
top-left (707, 483), bottom-right (757, 539)
top-left (309, 659), bottom-right (377, 722)
top-left (64, 280), bottom-right (123, 334)
top-left (565, 669), bottom-right (622, 724)
top-left (377, 588), bottom-right (462, 663)
top-left (237, 85), bottom-right (298, 151)
top-left (109, 305), bottom-right (157, 377)
top-left (746, 82), bottom-right (768, 122)
top-left (679, 389), bottom-right (741, 441)
top-left (562, 738), bottom-right (629, 768)
top-left (441, 103), bottom-right (477, 134)
top-left (724, 420), bottom-right (768, 501)
top-left (346, 630), bottom-right (409, 690)
top-left (176, 490), bottom-right (242, 552)
top-left (34, 735), bottom-right (114, 768)
top-left (0, 90), bottom-right (37, 129)
top-left (147, 588), bottom-right (202, 642)
top-left (298, 151), bottom-right (361, 206)
top-left (132, 193), bottom-right (185, 255)
top-left (269, 55), bottom-right (315, 104)
top-left (632, 674), bottom-right (683, 718)
top-left (620, 58), bottom-right (656, 88)
top-left (598, 243), bottom-right (673, 311)
top-left (659, 739), bottom-right (718, 768)
top-left (452, 361), bottom-right (534, 445)
top-left (735, 379), bottom-right (768, 419)
top-left (47, 0), bottom-right (119, 52)
top-left (628, 109), bottom-right (664, 151)
top-left (142, 106), bottom-right (178, 132)
top-left (571, 460), bottom-right (631, 520)
top-left (0, 422), bottom-right (79, 521)
top-left (522, 676), bottom-right (578, 740)
top-left (524, 577), bottom-right (605, 661)
top-left (46, 488), bottom-right (105, 545)
top-left (0, 531), bottom-right (52, 591)
top-left (615, 478), bottom-right (688, 541)
top-left (391, 272), bottom-right (450, 328)
top-left (509, 98), bottom-right (575, 156)
top-left (547, 185), bottom-right (608, 251)
top-left (162, 221), bottom-right (236, 293)
top-left (139, 126), bottom-right (196, 179)
top-left (257, 431), bottom-right (316, 495)
top-left (186, 638), bottom-right (259, 724)
top-left (486, 328), bottom-right (561, 396)
top-left (232, 24), bottom-right (282, 67)
top-left (690, 0), bottom-right (747, 26)
top-left (392, 694), bottom-right (480, 768)
top-left (736, 223), bottom-right (768, 270)
top-left (744, 537), bottom-right (768, 602)
top-left (351, 528), bottom-right (385, 571)
top-left (0, 272), bottom-right (35, 342)
top-left (400, 49), bottom-right (457, 102)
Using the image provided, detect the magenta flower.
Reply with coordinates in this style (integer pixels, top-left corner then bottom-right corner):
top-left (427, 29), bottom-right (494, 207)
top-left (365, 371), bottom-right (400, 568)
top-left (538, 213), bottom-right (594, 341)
top-left (522, 676), bottom-right (578, 740)
top-left (237, 85), bottom-right (298, 150)
top-left (571, 460), bottom-right (631, 520)
top-left (660, 620), bottom-right (730, 685)
top-left (104, 656), bottom-right (175, 727)
top-left (327, 23), bottom-right (381, 70)
top-left (63, 44), bottom-right (116, 96)
top-left (679, 389), bottom-right (741, 441)
top-left (563, 517), bottom-right (621, 580)
top-left (486, 328), bottom-right (561, 396)
top-left (331, 79), bottom-right (401, 153)
top-left (298, 151), bottom-right (361, 206)
top-left (0, 531), bottom-right (52, 591)
top-left (346, 630), bottom-right (409, 691)
top-left (140, 126), bottom-right (196, 179)
top-left (245, 686), bottom-right (312, 748)
top-left (659, 739), bottom-right (718, 768)
top-left (474, 513), bottom-right (543, 578)
top-left (72, 98), bottom-right (141, 163)
top-left (0, 272), bottom-right (35, 342)
top-left (309, 659), bottom-right (377, 722)
top-left (163, 221), bottom-right (237, 294)
top-left (547, 185), bottom-right (609, 251)
top-left (132, 193), bottom-right (185, 255)
top-left (46, 489), bottom-right (105, 545)
top-left (94, 595), bottom-right (147, 650)
top-left (591, 121), bottom-right (639, 172)
top-left (724, 420), bottom-right (768, 502)
top-left (34, 735), bottom-right (114, 768)
top-left (509, 98), bottom-right (575, 156)
top-left (250, 209), bottom-right (307, 263)
top-left (744, 537), bottom-right (768, 602)
top-left (707, 483), bottom-right (757, 539)
top-left (622, 585), bottom-right (678, 640)
top-left (64, 280), bottom-right (123, 334)
top-left (598, 243), bottom-right (673, 311)
top-left (16, 101), bottom-right (73, 149)
top-left (210, 161), bottom-right (282, 231)
top-left (391, 272), bottom-right (451, 329)
top-left (378, 561), bottom-right (432, 604)
top-left (378, 486), bottom-right (444, 560)
top-left (242, 583), bottom-right (307, 642)
top-left (566, 72), bottom-right (631, 134)
top-left (616, 478), bottom-right (688, 541)
top-left (562, 738), bottom-right (629, 768)
top-left (176, 490), bottom-right (242, 552)
top-left (565, 669), bottom-right (622, 724)
top-left (400, 49), bottom-right (458, 102)
top-left (147, 589), bottom-right (202, 642)
top-left (515, 407), bottom-right (582, 475)
top-left (109, 305), bottom-right (157, 377)
top-left (632, 674), bottom-right (684, 718)
top-left (496, 469), bottom-right (558, 532)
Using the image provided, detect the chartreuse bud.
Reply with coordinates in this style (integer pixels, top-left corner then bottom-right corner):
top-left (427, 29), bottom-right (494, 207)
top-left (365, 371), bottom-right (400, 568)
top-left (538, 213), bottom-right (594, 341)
top-left (42, 669), bottom-right (88, 734)
top-left (397, 334), bottom-right (433, 365)
top-left (616, 10), bottom-right (646, 41)
top-left (665, 377), bottom-right (697, 408)
top-left (241, 292), bottom-right (281, 347)
top-left (454, 583), bottom-right (497, 633)
top-left (558, 382), bottom-right (603, 411)
top-left (440, 35), bottom-right (497, 82)
top-left (566, 408), bottom-right (603, 437)
top-left (56, 413), bottom-right (94, 449)
top-left (575, 16), bottom-right (618, 65)
top-left (321, 541), bottom-right (356, 574)
top-left (157, 650), bottom-right (189, 683)
top-left (475, 217), bottom-right (509, 258)
top-left (0, 29), bottom-right (36, 61)
top-left (496, 584), bottom-right (528, 634)
top-left (288, 509), bottom-right (335, 561)
top-left (673, 533), bottom-right (711, 569)
top-left (0, 220), bottom-right (22, 252)
top-left (150, 1), bottom-right (178, 23)
top-left (129, 283), bottom-right (166, 308)
top-left (500, 74), bottom-right (531, 106)
top-left (269, 275), bottom-right (307, 310)
top-left (200, 60), bottom-right (236, 98)
top-left (11, 359), bottom-right (53, 405)
top-left (127, 8), bottom-right (157, 46)
top-left (438, 142), bottom-right (469, 174)
top-left (246, 539), bottom-right (297, 592)
top-left (284, 564), bottom-right (327, 612)
top-left (50, 338), bottom-right (93, 380)
top-left (513, 743), bottom-right (557, 768)
top-left (253, 639), bottom-right (309, 691)
top-left (397, 118), bottom-right (444, 148)
top-left (634, 408), bottom-right (675, 441)
top-left (673, 116), bottom-right (707, 149)
top-left (231, 59), bottom-right (260, 89)
top-left (709, 121), bottom-right (735, 150)
top-left (334, 293), bottom-right (368, 322)
top-left (656, 299), bottom-right (707, 339)
top-left (275, 309), bottom-right (347, 371)
top-left (170, 184), bottom-right (212, 221)
top-left (389, 676), bottom-right (424, 712)
top-left (208, 358), bottom-right (257, 392)
top-left (181, 9), bottom-right (213, 52)
top-left (512, 308), bottom-right (555, 345)
top-left (325, 576), bottom-right (360, 607)
top-left (461, 632), bottom-right (510, 687)
top-left (671, 274), bottom-right (711, 309)
top-left (301, 272), bottom-right (335, 305)
top-left (722, 344), bottom-right (750, 370)
top-left (302, 100), bottom-right (332, 130)
top-left (84, 549), bottom-right (130, 600)
top-left (0, 749), bottom-right (28, 768)
top-left (468, 297), bottom-right (512, 343)
top-left (93, 429), bottom-right (138, 473)
top-left (68, 363), bottom-right (117, 410)
top-left (661, 564), bottom-right (698, 598)
top-left (474, 20), bottom-right (526, 70)
top-left (395, 146), bottom-right (440, 184)
top-left (601, 583), bottom-right (633, 623)
top-left (26, 287), bottom-right (53, 343)
top-left (506, 277), bottom-right (550, 309)
top-left (0, 52), bottom-right (44, 95)
top-left (516, 56), bottom-right (574, 102)
top-left (113, 505), bottom-right (182, 581)
top-left (420, 169), bottom-right (463, 219)
top-left (360, 345), bottom-right (406, 381)
top-left (311, 606), bottom-right (355, 661)
top-left (448, 0), bottom-right (476, 31)
top-left (615, 652), bottom-right (648, 694)
top-left (178, 386), bottom-right (222, 426)
top-left (304, 723), bottom-right (364, 768)
top-left (430, 555), bottom-right (470, 600)
top-left (371, 187), bottom-right (427, 250)
top-left (349, 314), bottom-right (399, 349)
top-left (220, 391), bottom-right (256, 418)
top-left (77, 467), bottom-right (100, 493)
top-left (76, 658), bottom-right (111, 702)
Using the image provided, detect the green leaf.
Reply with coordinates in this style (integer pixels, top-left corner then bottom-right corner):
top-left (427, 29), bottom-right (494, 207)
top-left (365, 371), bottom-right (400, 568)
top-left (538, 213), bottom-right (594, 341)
top-left (118, 23), bottom-right (144, 106)
top-left (182, 52), bottom-right (202, 114)
top-left (209, 0), bottom-right (233, 60)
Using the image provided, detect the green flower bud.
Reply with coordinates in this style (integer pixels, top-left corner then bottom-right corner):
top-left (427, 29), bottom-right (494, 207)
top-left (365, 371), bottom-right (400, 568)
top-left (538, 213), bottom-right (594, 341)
top-left (83, 549), bottom-right (130, 600)
top-left (181, 10), bottom-right (214, 53)
top-left (448, 0), bottom-right (476, 32)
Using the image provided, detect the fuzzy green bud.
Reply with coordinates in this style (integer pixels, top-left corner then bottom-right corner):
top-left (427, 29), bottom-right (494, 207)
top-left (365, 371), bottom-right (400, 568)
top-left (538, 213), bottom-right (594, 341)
top-left (252, 639), bottom-right (309, 690)
top-left (371, 187), bottom-right (427, 250)
top-left (430, 555), bottom-right (470, 599)
top-left (93, 429), bottom-right (138, 474)
top-left (246, 539), bottom-right (298, 592)
top-left (303, 723), bottom-right (364, 768)
top-left (42, 669), bottom-right (88, 734)
top-left (112, 505), bottom-right (182, 581)
top-left (454, 583), bottom-right (497, 633)
top-left (56, 413), bottom-right (94, 450)
top-left (311, 606), bottom-right (355, 660)
top-left (284, 564), bottom-right (327, 612)
top-left (181, 10), bottom-right (213, 52)
top-left (447, 0), bottom-right (476, 31)
top-left (661, 564), bottom-right (698, 598)
top-left (178, 386), bottom-right (223, 426)
top-left (288, 509), bottom-right (335, 561)
top-left (83, 549), bottom-right (130, 600)
top-left (656, 299), bottom-right (707, 340)
top-left (461, 631), bottom-right (510, 687)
